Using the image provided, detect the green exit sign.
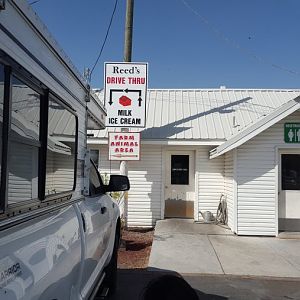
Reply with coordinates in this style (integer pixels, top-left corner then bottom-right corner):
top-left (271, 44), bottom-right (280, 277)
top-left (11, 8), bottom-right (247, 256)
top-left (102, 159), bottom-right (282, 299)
top-left (284, 123), bottom-right (300, 143)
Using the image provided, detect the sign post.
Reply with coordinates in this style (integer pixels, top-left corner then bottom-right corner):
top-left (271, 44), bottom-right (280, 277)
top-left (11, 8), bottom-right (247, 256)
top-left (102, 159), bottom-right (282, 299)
top-left (284, 123), bottom-right (300, 143)
top-left (104, 62), bottom-right (147, 128)
top-left (104, 61), bottom-right (147, 228)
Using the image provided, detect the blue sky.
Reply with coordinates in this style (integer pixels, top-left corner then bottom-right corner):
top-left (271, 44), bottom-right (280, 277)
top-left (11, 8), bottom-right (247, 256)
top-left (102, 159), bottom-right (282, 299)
top-left (30, 0), bottom-right (300, 89)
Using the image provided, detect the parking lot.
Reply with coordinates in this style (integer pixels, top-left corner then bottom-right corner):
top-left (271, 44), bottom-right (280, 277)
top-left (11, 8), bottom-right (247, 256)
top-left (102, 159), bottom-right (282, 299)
top-left (104, 219), bottom-right (300, 299)
top-left (148, 219), bottom-right (300, 277)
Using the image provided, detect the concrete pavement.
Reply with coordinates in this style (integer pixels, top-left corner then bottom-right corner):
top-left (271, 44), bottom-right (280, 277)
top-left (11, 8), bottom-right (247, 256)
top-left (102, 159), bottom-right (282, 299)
top-left (148, 219), bottom-right (300, 277)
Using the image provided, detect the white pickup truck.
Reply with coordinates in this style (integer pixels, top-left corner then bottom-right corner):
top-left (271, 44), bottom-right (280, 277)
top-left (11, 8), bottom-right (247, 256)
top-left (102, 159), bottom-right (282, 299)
top-left (0, 1), bottom-right (129, 299)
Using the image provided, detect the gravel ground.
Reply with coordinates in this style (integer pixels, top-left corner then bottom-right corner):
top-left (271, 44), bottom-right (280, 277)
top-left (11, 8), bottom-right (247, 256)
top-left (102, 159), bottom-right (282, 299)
top-left (117, 228), bottom-right (154, 269)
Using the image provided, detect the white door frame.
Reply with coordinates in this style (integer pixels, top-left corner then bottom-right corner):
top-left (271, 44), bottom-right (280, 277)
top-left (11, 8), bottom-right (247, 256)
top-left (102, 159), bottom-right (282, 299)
top-left (161, 148), bottom-right (197, 219)
top-left (275, 145), bottom-right (300, 235)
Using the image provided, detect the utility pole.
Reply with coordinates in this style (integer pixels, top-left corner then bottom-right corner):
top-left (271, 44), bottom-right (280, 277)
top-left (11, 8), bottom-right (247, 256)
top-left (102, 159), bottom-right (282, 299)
top-left (121, 0), bottom-right (134, 227)
top-left (124, 0), bottom-right (134, 62)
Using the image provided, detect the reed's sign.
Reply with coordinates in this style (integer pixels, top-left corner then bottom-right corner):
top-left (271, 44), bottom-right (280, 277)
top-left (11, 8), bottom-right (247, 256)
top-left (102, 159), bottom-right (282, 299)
top-left (104, 62), bottom-right (148, 128)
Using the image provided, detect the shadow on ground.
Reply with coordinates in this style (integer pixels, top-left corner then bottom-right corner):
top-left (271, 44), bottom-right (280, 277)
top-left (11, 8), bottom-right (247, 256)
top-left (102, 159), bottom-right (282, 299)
top-left (107, 269), bottom-right (227, 300)
top-left (106, 268), bottom-right (300, 300)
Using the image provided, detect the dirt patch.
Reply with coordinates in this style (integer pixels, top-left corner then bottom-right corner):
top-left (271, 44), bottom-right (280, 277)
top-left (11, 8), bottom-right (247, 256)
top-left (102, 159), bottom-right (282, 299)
top-left (118, 228), bottom-right (154, 269)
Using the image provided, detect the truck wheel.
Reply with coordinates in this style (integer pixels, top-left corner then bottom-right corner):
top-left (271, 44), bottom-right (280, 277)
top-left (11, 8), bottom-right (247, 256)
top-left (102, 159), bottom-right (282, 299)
top-left (103, 233), bottom-right (119, 295)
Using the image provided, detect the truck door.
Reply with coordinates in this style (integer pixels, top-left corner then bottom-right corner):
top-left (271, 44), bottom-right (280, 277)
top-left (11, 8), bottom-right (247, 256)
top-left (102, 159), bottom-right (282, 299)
top-left (78, 161), bottom-right (112, 297)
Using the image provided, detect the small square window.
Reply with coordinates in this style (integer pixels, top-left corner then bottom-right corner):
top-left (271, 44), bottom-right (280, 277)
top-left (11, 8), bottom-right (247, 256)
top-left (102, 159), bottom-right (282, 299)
top-left (171, 155), bottom-right (189, 185)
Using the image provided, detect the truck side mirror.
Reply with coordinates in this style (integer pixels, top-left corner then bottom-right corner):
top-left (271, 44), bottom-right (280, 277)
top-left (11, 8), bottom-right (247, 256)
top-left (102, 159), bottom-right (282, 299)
top-left (106, 175), bottom-right (130, 192)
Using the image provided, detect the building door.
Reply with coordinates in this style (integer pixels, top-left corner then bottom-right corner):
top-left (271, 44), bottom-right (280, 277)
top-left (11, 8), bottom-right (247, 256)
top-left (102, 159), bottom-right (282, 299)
top-left (164, 151), bottom-right (195, 218)
top-left (279, 153), bottom-right (300, 231)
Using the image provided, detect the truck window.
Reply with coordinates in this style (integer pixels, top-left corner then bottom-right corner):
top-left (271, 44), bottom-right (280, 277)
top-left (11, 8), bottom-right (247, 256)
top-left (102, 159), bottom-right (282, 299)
top-left (89, 161), bottom-right (104, 196)
top-left (45, 97), bottom-right (77, 196)
top-left (0, 52), bottom-right (79, 216)
top-left (90, 149), bottom-right (99, 168)
top-left (8, 76), bottom-right (41, 204)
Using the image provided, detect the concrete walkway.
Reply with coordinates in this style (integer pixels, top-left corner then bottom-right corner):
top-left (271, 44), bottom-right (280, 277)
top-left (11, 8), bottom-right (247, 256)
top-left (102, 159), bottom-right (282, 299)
top-left (148, 219), bottom-right (300, 278)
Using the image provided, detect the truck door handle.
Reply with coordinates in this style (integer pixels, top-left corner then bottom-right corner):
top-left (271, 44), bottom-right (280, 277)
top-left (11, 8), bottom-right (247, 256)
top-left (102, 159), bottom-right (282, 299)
top-left (101, 206), bottom-right (107, 214)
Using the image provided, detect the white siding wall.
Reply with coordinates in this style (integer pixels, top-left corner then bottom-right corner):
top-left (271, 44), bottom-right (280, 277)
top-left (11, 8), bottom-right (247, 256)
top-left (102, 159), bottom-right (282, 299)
top-left (236, 110), bottom-right (300, 236)
top-left (127, 146), bottom-right (162, 227)
top-left (224, 151), bottom-right (235, 231)
top-left (95, 145), bottom-right (163, 227)
top-left (94, 144), bottom-right (231, 227)
top-left (198, 146), bottom-right (224, 220)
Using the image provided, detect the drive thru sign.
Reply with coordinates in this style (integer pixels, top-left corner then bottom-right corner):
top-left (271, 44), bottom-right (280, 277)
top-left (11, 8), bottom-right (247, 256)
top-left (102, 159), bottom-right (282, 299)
top-left (104, 62), bottom-right (148, 128)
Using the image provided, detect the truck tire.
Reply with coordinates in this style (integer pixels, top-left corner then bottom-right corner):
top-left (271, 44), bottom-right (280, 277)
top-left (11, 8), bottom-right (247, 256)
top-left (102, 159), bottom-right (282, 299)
top-left (103, 232), bottom-right (119, 295)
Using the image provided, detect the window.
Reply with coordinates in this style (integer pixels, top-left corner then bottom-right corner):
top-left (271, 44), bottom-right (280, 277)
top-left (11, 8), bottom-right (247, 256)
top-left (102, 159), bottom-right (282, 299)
top-left (7, 76), bottom-right (40, 204)
top-left (0, 64), bottom-right (4, 186)
top-left (45, 97), bottom-right (77, 196)
top-left (90, 149), bottom-right (99, 168)
top-left (0, 52), bottom-right (79, 216)
top-left (89, 160), bottom-right (103, 196)
top-left (282, 154), bottom-right (300, 190)
top-left (171, 155), bottom-right (189, 185)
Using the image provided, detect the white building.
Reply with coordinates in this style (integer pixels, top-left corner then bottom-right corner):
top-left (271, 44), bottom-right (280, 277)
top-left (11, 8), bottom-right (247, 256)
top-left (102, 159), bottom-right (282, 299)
top-left (88, 88), bottom-right (300, 236)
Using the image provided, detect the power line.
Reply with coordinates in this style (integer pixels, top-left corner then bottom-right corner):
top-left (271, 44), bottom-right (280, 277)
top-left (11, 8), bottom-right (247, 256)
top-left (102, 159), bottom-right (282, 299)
top-left (89, 0), bottom-right (119, 81)
top-left (29, 0), bottom-right (42, 5)
top-left (180, 0), bottom-right (300, 77)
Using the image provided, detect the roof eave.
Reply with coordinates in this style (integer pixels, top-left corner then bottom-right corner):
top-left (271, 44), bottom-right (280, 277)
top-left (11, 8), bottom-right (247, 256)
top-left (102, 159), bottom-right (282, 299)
top-left (87, 138), bottom-right (225, 146)
top-left (209, 96), bottom-right (300, 159)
